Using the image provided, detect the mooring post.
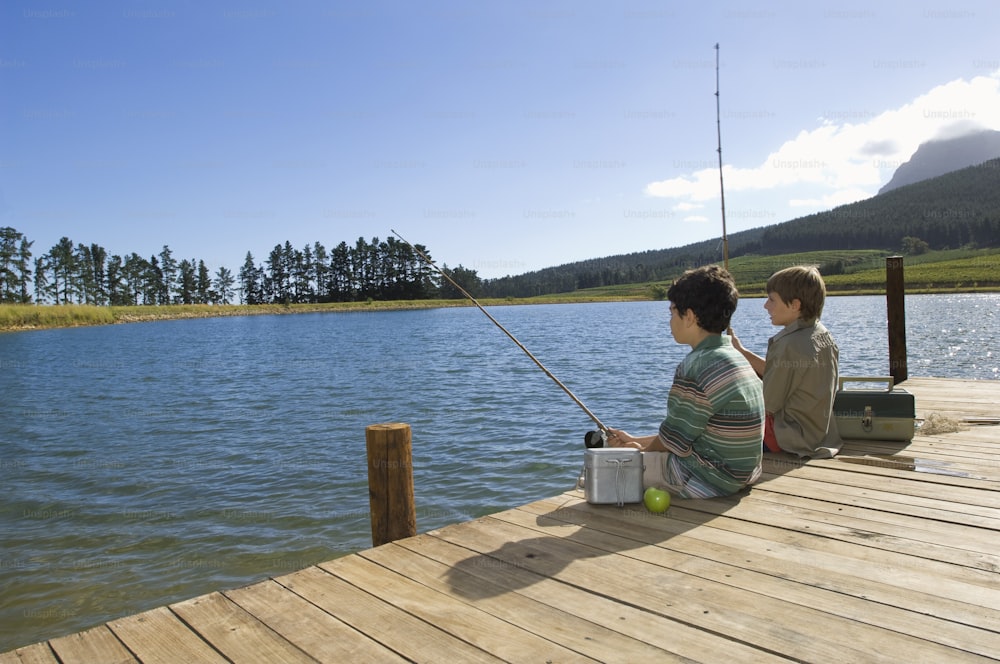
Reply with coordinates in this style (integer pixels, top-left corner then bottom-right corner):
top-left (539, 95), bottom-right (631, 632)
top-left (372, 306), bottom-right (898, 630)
top-left (886, 256), bottom-right (908, 384)
top-left (366, 422), bottom-right (416, 547)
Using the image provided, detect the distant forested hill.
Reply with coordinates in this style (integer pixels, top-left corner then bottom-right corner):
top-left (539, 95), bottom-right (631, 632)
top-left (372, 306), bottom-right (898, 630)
top-left (878, 129), bottom-right (1000, 194)
top-left (481, 158), bottom-right (1000, 298)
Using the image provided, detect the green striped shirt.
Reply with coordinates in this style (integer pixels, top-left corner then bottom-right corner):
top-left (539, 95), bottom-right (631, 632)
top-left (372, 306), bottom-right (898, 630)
top-left (658, 335), bottom-right (764, 497)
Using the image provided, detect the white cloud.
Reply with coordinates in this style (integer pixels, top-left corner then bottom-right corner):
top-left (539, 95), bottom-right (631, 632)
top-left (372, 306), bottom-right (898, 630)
top-left (644, 72), bottom-right (1000, 211)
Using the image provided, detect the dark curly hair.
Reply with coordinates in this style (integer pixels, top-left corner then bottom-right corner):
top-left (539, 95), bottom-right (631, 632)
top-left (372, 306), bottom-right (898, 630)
top-left (667, 265), bottom-right (739, 333)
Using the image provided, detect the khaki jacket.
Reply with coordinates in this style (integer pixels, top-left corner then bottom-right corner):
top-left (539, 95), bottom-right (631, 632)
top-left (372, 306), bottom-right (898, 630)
top-left (763, 319), bottom-right (843, 458)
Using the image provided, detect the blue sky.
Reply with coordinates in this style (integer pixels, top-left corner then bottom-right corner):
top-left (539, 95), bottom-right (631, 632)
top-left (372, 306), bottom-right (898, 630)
top-left (3, 1), bottom-right (999, 279)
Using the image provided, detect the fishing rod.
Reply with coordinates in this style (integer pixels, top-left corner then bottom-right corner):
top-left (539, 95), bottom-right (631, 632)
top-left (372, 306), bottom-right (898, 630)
top-left (391, 229), bottom-right (609, 440)
top-left (715, 42), bottom-right (730, 271)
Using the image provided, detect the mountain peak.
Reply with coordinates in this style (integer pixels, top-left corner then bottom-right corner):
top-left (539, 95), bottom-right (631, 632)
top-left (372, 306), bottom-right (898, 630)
top-left (878, 128), bottom-right (1000, 195)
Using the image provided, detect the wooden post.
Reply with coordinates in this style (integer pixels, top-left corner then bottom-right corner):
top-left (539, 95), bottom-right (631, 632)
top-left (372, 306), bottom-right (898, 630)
top-left (886, 256), bottom-right (908, 384)
top-left (366, 423), bottom-right (416, 547)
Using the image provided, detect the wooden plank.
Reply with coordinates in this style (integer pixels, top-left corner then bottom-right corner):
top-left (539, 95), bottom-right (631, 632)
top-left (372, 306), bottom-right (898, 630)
top-left (910, 384), bottom-right (999, 397)
top-left (519, 511), bottom-right (994, 662)
top-left (687, 486), bottom-right (1000, 572)
top-left (931, 426), bottom-right (1000, 438)
top-left (392, 534), bottom-right (793, 663)
top-left (898, 442), bottom-right (1000, 458)
top-left (746, 489), bottom-right (1000, 556)
top-left (676, 486), bottom-right (1000, 581)
top-left (668, 500), bottom-right (1000, 605)
top-left (812, 455), bottom-right (1000, 488)
top-left (48, 625), bottom-right (137, 664)
top-left (321, 552), bottom-right (600, 662)
top-left (517, 497), bottom-right (1000, 658)
top-left (752, 472), bottom-right (1000, 531)
top-left (940, 428), bottom-right (1000, 443)
top-left (833, 442), bottom-right (1000, 471)
top-left (226, 579), bottom-right (407, 663)
top-left (906, 435), bottom-right (1000, 449)
top-left (761, 464), bottom-right (1000, 513)
top-left (867, 442), bottom-right (1000, 462)
top-left (170, 591), bottom-right (315, 664)
top-left (836, 445), bottom-right (996, 462)
top-left (836, 444), bottom-right (1000, 475)
top-left (901, 377), bottom-right (1000, 420)
top-left (794, 442), bottom-right (1000, 474)
top-left (547, 493), bottom-right (1000, 632)
top-left (427, 513), bottom-right (974, 662)
top-left (917, 428), bottom-right (1000, 444)
top-left (107, 606), bottom-right (227, 664)
top-left (0, 643), bottom-right (58, 664)
top-left (276, 564), bottom-right (505, 663)
top-left (627, 530), bottom-right (1000, 661)
top-left (359, 540), bottom-right (707, 663)
top-left (907, 441), bottom-right (1000, 458)
top-left (764, 453), bottom-right (1000, 492)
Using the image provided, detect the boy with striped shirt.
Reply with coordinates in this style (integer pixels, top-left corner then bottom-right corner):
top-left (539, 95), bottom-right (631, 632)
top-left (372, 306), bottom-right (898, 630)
top-left (608, 265), bottom-right (764, 498)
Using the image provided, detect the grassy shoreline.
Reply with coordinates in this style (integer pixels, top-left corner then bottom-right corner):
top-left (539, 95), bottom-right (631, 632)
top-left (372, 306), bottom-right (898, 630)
top-left (0, 297), bottom-right (632, 332)
top-left (2, 284), bottom-right (997, 332)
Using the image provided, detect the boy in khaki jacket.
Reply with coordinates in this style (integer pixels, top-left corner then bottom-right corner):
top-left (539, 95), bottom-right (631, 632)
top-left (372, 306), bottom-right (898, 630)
top-left (731, 266), bottom-right (843, 458)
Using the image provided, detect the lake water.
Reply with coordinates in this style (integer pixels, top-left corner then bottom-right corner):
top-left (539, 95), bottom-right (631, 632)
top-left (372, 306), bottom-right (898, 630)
top-left (1, 293), bottom-right (997, 650)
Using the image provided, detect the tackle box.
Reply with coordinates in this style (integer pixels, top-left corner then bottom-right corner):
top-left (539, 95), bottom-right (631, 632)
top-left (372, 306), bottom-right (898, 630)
top-left (833, 376), bottom-right (915, 442)
top-left (583, 448), bottom-right (644, 506)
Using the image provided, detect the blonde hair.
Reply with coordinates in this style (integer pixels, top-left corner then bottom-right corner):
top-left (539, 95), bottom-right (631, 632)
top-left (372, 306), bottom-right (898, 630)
top-left (766, 265), bottom-right (826, 321)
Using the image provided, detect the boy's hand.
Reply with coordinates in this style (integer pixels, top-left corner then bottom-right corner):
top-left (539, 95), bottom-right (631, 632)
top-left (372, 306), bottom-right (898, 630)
top-left (607, 428), bottom-right (641, 449)
top-left (728, 327), bottom-right (765, 377)
top-left (727, 327), bottom-right (745, 352)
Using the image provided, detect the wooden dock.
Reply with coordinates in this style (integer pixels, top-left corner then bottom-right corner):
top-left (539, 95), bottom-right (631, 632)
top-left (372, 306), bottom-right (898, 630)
top-left (3, 377), bottom-right (999, 663)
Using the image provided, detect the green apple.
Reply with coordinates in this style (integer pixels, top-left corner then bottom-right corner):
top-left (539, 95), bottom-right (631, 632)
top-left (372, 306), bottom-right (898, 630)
top-left (643, 487), bottom-right (670, 513)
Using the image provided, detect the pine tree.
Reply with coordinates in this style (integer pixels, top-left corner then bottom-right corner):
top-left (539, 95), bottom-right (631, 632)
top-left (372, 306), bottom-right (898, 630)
top-left (33, 256), bottom-right (49, 303)
top-left (90, 244), bottom-right (107, 305)
top-left (267, 245), bottom-right (289, 303)
top-left (213, 266), bottom-right (235, 305)
top-left (298, 244), bottom-right (315, 303)
top-left (75, 243), bottom-right (97, 304)
top-left (16, 236), bottom-right (34, 303)
top-left (196, 260), bottom-right (211, 304)
top-left (158, 245), bottom-right (177, 304)
top-left (106, 255), bottom-right (126, 305)
top-left (177, 259), bottom-right (197, 304)
top-left (329, 241), bottom-right (351, 301)
top-left (312, 241), bottom-right (328, 300)
top-left (239, 252), bottom-right (261, 304)
top-left (0, 227), bottom-right (23, 302)
top-left (145, 255), bottom-right (163, 305)
top-left (49, 237), bottom-right (77, 304)
top-left (119, 253), bottom-right (143, 305)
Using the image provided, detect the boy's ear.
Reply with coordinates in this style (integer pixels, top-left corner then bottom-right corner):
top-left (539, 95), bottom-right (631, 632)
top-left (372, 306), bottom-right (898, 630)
top-left (790, 298), bottom-right (802, 312)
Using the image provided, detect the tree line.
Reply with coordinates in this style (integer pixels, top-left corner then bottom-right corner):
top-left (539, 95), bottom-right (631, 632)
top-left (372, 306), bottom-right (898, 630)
top-left (0, 230), bottom-right (241, 306)
top-left (0, 227), bottom-right (480, 306)
top-left (237, 237), bottom-right (442, 304)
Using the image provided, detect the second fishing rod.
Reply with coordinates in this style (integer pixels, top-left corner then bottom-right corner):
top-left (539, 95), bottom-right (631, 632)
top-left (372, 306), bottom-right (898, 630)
top-left (391, 230), bottom-right (611, 449)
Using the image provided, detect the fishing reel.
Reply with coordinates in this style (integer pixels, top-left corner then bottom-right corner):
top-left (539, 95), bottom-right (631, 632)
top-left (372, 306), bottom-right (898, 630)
top-left (584, 430), bottom-right (607, 448)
